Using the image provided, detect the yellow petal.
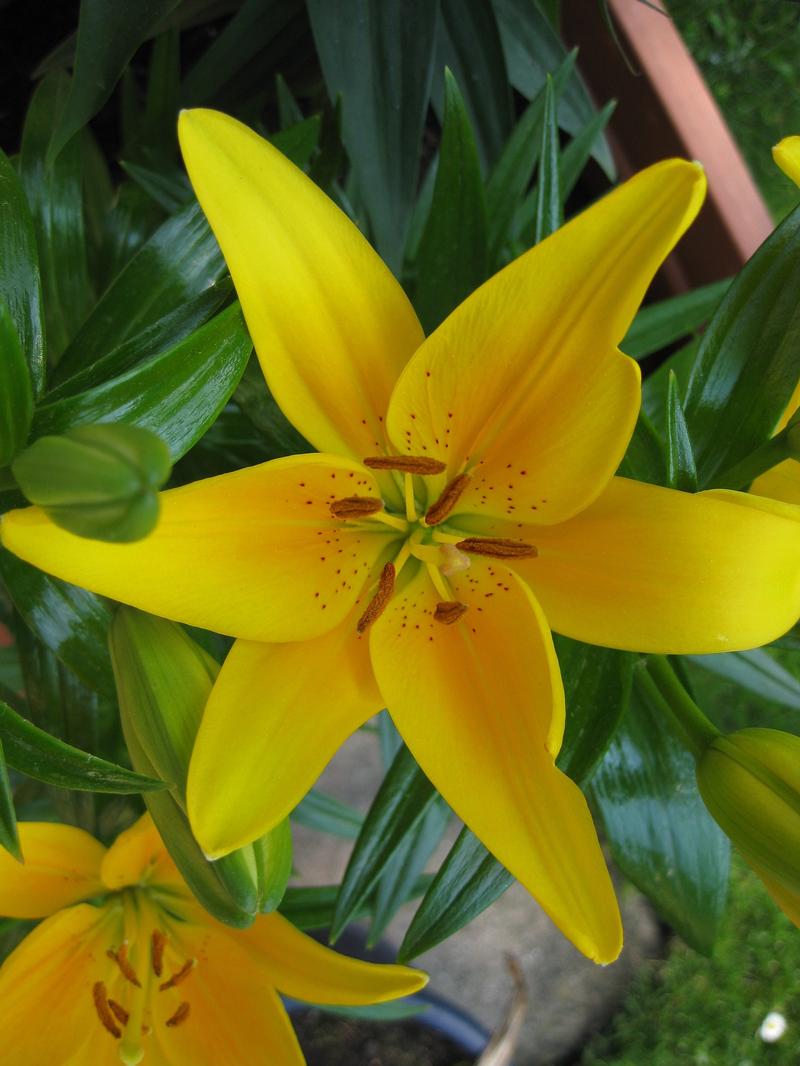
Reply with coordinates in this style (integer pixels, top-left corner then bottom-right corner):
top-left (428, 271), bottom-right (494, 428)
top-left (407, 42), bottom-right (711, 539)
top-left (773, 136), bottom-right (800, 187)
top-left (101, 812), bottom-right (180, 893)
top-left (488, 476), bottom-right (800, 654)
top-left (188, 611), bottom-right (382, 858)
top-left (386, 160), bottom-right (705, 524)
top-left (1, 454), bottom-right (392, 642)
top-left (178, 109), bottom-right (424, 463)
top-left (750, 459), bottom-right (800, 506)
top-left (0, 823), bottom-right (106, 918)
top-left (751, 860), bottom-right (800, 926)
top-left (237, 912), bottom-right (427, 1004)
top-left (370, 559), bottom-right (622, 964)
top-left (0, 902), bottom-right (121, 1066)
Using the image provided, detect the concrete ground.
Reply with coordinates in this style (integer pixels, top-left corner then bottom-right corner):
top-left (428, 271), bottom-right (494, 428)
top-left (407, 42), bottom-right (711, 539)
top-left (291, 727), bottom-right (660, 1066)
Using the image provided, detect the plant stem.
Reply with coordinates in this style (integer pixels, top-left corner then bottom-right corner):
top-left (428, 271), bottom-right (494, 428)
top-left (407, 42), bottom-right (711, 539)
top-left (642, 655), bottom-right (720, 760)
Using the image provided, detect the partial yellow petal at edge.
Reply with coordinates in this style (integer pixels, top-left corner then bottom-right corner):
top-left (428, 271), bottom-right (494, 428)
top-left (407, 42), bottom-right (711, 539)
top-left (0, 823), bottom-right (106, 918)
top-left (101, 812), bottom-right (179, 892)
top-left (773, 136), bottom-right (800, 187)
top-left (751, 860), bottom-right (800, 927)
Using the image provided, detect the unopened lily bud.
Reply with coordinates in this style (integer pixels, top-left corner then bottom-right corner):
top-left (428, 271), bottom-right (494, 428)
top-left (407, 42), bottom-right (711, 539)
top-left (11, 423), bottom-right (171, 542)
top-left (697, 728), bottom-right (800, 922)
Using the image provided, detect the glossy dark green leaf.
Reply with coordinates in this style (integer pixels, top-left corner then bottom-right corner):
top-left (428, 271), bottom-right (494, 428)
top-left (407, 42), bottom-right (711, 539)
top-left (54, 202), bottom-right (225, 383)
top-left (47, 0), bottom-right (182, 163)
top-left (19, 73), bottom-right (92, 362)
top-left (94, 183), bottom-right (166, 289)
top-left (591, 668), bottom-right (730, 954)
top-left (683, 204), bottom-right (800, 487)
top-left (0, 148), bottom-right (45, 397)
top-left (433, 0), bottom-right (512, 172)
top-left (0, 549), bottom-right (115, 699)
top-left (687, 649), bottom-right (800, 712)
top-left (121, 159), bottom-right (192, 215)
top-left (331, 745), bottom-right (436, 941)
top-left (0, 303), bottom-right (33, 467)
top-left (533, 76), bottom-right (562, 244)
top-left (34, 304), bottom-right (251, 462)
top-left (80, 130), bottom-right (116, 295)
top-left (492, 0), bottom-right (615, 178)
top-left (618, 410), bottom-right (668, 487)
top-left (641, 337), bottom-right (700, 427)
top-left (398, 825), bottom-right (514, 962)
top-left (0, 698), bottom-right (165, 794)
top-left (280, 875), bottom-right (432, 932)
top-left (0, 739), bottom-right (21, 861)
top-left (622, 279), bottom-right (730, 361)
top-left (270, 115), bottom-right (322, 170)
top-left (307, 0), bottom-right (439, 272)
top-left (415, 69), bottom-right (487, 333)
top-left (293, 789), bottom-right (363, 839)
top-left (559, 100), bottom-right (616, 201)
top-left (666, 371), bottom-right (698, 492)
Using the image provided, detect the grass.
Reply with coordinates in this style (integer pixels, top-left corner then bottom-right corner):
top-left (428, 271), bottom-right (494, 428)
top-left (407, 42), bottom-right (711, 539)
top-left (580, 856), bottom-right (800, 1065)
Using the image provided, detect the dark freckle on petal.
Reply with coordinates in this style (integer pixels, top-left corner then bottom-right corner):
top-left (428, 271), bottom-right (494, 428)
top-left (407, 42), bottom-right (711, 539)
top-left (520, 470), bottom-right (527, 476)
top-left (299, 482), bottom-right (305, 487)
top-left (448, 412), bottom-right (454, 419)
top-left (425, 370), bottom-right (431, 378)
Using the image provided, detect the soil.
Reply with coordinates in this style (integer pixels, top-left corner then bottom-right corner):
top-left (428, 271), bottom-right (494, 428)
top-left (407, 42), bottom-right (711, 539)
top-left (292, 1009), bottom-right (476, 1066)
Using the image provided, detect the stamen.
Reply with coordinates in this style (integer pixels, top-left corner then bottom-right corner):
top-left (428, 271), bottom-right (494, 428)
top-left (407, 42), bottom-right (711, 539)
top-left (425, 473), bottom-right (470, 526)
top-left (151, 930), bottom-right (166, 977)
top-left (434, 601), bottom-right (469, 625)
top-left (108, 1000), bottom-right (130, 1026)
top-left (329, 495), bottom-right (382, 519)
top-left (404, 473), bottom-right (418, 522)
top-left (107, 944), bottom-right (141, 987)
top-left (165, 1002), bottom-right (191, 1028)
top-left (93, 981), bottom-right (122, 1039)
top-left (364, 455), bottom-right (446, 475)
top-left (159, 959), bottom-right (195, 991)
top-left (457, 537), bottom-right (538, 559)
top-left (356, 562), bottom-right (396, 634)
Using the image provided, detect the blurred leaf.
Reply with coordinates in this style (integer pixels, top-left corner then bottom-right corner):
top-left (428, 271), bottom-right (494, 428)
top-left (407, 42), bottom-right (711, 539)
top-left (0, 149), bottom-right (45, 397)
top-left (95, 183), bottom-right (166, 289)
top-left (54, 202), bottom-right (225, 383)
top-left (683, 203), bottom-right (800, 487)
top-left (319, 999), bottom-right (428, 1021)
top-left (0, 698), bottom-right (165, 794)
top-left (0, 739), bottom-right (21, 861)
top-left (433, 0), bottom-right (512, 172)
top-left (559, 99), bottom-right (616, 200)
top-left (34, 304), bottom-right (251, 462)
top-left (415, 69), bottom-right (487, 333)
top-left (47, 0), bottom-right (182, 164)
top-left (533, 76), bottom-right (562, 244)
top-left (80, 130), bottom-right (116, 293)
top-left (121, 159), bottom-right (192, 214)
top-left (591, 667), bottom-right (730, 954)
top-left (276, 74), bottom-right (303, 128)
top-left (293, 789), bottom-right (363, 839)
top-left (398, 825), bottom-right (513, 962)
top-left (0, 303), bottom-right (33, 467)
top-left (0, 550), bottom-right (115, 699)
top-left (622, 279), bottom-right (730, 361)
top-left (666, 371), bottom-right (698, 492)
top-left (687, 649), bottom-right (800, 712)
top-left (234, 356), bottom-right (311, 459)
top-left (270, 115), bottom-right (322, 170)
top-left (331, 745), bottom-right (436, 942)
top-left (307, 0), bottom-right (440, 272)
top-left (280, 874), bottom-right (432, 931)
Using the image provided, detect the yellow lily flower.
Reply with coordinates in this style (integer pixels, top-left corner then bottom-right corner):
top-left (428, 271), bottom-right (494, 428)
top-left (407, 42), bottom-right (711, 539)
top-left (0, 813), bottom-right (425, 1065)
top-left (5, 110), bottom-right (800, 966)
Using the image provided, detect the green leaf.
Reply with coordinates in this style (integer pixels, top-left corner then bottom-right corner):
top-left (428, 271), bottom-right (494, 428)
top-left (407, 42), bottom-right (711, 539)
top-left (270, 115), bottom-right (322, 170)
top-left (94, 183), bottom-right (166, 289)
top-left (0, 550), bottom-right (116, 699)
top-left (280, 875), bottom-right (433, 932)
top-left (0, 148), bottom-right (45, 397)
top-left (622, 279), bottom-right (730, 361)
top-left (306, 0), bottom-right (440, 272)
top-left (559, 99), bottom-right (616, 201)
top-left (687, 649), bottom-right (800, 712)
top-left (591, 668), bottom-right (730, 954)
top-left (234, 356), bottom-right (311, 459)
top-left (533, 76), bottom-right (562, 244)
top-left (665, 371), bottom-right (698, 492)
top-left (34, 304), bottom-right (251, 463)
top-left (398, 825), bottom-right (514, 962)
top-left (618, 411), bottom-right (669, 487)
top-left (0, 303), bottom-right (33, 467)
top-left (53, 202), bottom-right (225, 383)
top-left (415, 69), bottom-right (487, 333)
top-left (19, 73), bottom-right (93, 363)
top-left (0, 698), bottom-right (165, 794)
top-left (254, 817), bottom-right (293, 914)
top-left (319, 999), bottom-right (428, 1022)
top-left (0, 739), bottom-right (21, 862)
top-left (292, 789), bottom-right (363, 839)
top-left (120, 159), bottom-right (191, 215)
top-left (683, 204), bottom-right (800, 487)
top-left (47, 0), bottom-right (182, 164)
top-left (331, 745), bottom-right (436, 941)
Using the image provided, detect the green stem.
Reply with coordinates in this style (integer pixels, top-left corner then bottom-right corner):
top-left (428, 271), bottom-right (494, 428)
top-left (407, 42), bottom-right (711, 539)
top-left (710, 430), bottom-right (791, 490)
top-left (0, 467), bottom-right (17, 492)
top-left (643, 655), bottom-right (720, 760)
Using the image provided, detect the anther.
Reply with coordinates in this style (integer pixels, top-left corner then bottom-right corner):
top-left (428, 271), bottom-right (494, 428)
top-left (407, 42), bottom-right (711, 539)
top-left (434, 601), bottom-right (469, 625)
top-left (151, 930), bottom-right (166, 977)
top-left (160, 959), bottom-right (195, 991)
top-left (457, 537), bottom-right (538, 559)
top-left (356, 562), bottom-right (396, 634)
top-left (329, 495), bottom-right (383, 519)
top-left (166, 1002), bottom-right (191, 1028)
top-left (364, 455), bottom-right (446, 475)
top-left (93, 981), bottom-right (122, 1039)
top-left (107, 944), bottom-right (141, 987)
top-left (425, 473), bottom-right (470, 525)
top-left (108, 1000), bottom-right (130, 1026)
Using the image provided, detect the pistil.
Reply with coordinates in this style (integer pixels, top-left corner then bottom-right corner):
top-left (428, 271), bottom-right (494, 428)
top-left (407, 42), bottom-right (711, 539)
top-left (457, 537), bottom-right (538, 559)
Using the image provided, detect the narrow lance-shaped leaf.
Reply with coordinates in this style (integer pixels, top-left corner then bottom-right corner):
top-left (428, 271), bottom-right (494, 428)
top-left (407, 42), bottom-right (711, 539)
top-left (687, 649), bottom-right (800, 713)
top-left (292, 789), bottom-right (363, 840)
top-left (415, 69), bottom-right (488, 334)
top-left (0, 738), bottom-right (21, 862)
top-left (0, 303), bottom-right (33, 468)
top-left (666, 371), bottom-right (698, 492)
top-left (622, 279), bottom-right (730, 361)
top-left (281, 876), bottom-right (432, 932)
top-left (533, 75), bottom-right (562, 244)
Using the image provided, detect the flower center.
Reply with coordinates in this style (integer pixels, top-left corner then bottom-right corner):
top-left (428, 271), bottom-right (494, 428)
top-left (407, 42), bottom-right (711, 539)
top-left (330, 456), bottom-right (538, 633)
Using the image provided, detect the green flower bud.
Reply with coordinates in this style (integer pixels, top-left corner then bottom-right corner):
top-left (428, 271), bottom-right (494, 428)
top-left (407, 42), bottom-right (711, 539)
top-left (697, 728), bottom-right (800, 916)
top-left (11, 423), bottom-right (171, 542)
